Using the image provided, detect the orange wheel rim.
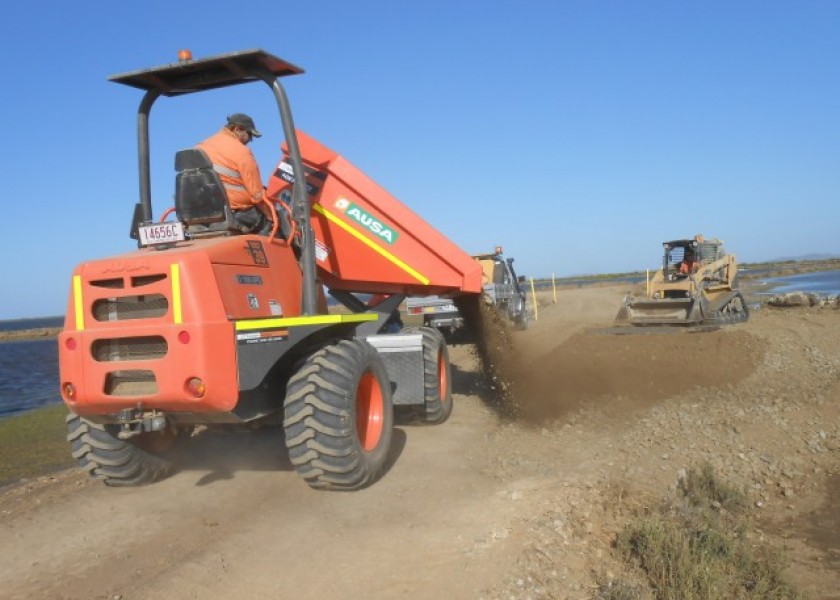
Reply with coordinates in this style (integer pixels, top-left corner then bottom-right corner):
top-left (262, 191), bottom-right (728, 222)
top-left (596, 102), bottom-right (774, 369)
top-left (356, 371), bottom-right (384, 451)
top-left (437, 348), bottom-right (448, 402)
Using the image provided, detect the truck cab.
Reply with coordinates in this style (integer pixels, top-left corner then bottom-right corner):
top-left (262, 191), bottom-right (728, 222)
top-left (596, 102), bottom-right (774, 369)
top-left (405, 247), bottom-right (529, 336)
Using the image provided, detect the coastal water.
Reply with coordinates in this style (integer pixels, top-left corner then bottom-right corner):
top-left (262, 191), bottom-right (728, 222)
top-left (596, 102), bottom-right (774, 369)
top-left (761, 269), bottom-right (840, 296)
top-left (2, 269), bottom-right (840, 420)
top-left (0, 337), bottom-right (61, 419)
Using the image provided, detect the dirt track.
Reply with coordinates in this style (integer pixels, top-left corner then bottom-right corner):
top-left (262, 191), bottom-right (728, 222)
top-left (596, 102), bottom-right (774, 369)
top-left (1, 284), bottom-right (839, 599)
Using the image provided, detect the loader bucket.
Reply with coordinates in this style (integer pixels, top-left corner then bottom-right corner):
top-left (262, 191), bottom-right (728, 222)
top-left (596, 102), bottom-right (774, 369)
top-left (615, 297), bottom-right (706, 326)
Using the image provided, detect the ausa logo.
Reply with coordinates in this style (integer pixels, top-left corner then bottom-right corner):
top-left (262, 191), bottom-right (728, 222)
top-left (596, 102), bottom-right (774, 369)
top-left (334, 198), bottom-right (399, 245)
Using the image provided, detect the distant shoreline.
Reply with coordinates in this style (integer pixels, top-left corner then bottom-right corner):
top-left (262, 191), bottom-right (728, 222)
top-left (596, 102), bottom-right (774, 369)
top-left (542, 258), bottom-right (840, 286)
top-left (0, 328), bottom-right (62, 342)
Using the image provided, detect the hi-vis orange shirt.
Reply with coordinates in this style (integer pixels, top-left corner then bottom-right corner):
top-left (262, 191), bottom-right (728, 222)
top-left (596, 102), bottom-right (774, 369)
top-left (197, 128), bottom-right (264, 211)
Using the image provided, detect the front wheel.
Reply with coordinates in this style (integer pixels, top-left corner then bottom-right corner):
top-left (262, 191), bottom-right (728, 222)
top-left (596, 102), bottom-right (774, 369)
top-left (284, 339), bottom-right (394, 490)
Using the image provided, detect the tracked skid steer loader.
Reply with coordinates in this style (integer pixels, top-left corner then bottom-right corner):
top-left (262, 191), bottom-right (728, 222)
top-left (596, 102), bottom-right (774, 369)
top-left (615, 235), bottom-right (749, 327)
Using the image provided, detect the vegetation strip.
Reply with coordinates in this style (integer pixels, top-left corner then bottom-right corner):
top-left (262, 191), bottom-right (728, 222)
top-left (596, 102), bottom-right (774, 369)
top-left (0, 405), bottom-right (74, 487)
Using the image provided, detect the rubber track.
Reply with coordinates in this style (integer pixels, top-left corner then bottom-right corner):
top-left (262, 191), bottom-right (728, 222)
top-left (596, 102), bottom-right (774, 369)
top-left (284, 339), bottom-right (393, 490)
top-left (66, 413), bottom-right (175, 487)
top-left (712, 292), bottom-right (750, 325)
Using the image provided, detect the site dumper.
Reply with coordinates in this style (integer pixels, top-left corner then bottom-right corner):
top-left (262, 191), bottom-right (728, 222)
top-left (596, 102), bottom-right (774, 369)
top-left (58, 49), bottom-right (483, 490)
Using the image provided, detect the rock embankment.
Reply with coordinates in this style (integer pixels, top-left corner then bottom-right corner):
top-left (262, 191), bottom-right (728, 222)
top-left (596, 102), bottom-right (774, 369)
top-left (767, 291), bottom-right (840, 308)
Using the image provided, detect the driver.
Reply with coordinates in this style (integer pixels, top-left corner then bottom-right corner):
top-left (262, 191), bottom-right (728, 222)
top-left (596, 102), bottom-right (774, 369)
top-left (197, 113), bottom-right (273, 235)
top-left (679, 249), bottom-right (698, 274)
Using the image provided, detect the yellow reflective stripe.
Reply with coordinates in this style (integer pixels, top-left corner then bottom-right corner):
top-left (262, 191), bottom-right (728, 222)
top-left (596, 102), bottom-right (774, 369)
top-left (312, 204), bottom-right (429, 285)
top-left (72, 275), bottom-right (85, 330)
top-left (235, 313), bottom-right (377, 332)
top-left (170, 264), bottom-right (182, 324)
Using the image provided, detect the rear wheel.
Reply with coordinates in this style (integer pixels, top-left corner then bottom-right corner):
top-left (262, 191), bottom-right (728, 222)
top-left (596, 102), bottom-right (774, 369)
top-left (284, 339), bottom-right (394, 490)
top-left (406, 326), bottom-right (453, 424)
top-left (66, 412), bottom-right (180, 486)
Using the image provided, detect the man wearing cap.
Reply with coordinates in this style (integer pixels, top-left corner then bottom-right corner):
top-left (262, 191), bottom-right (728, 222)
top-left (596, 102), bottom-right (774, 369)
top-left (197, 113), bottom-right (272, 235)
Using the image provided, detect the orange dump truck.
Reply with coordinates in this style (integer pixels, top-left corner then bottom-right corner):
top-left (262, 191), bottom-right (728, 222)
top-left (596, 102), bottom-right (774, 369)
top-left (58, 49), bottom-right (483, 490)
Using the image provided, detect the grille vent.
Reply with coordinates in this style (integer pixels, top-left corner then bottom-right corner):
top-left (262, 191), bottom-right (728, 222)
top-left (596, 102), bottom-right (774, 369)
top-left (92, 336), bottom-right (167, 362)
top-left (132, 274), bottom-right (167, 287)
top-left (90, 278), bottom-right (124, 289)
top-left (93, 295), bottom-right (168, 321)
top-left (104, 370), bottom-right (158, 396)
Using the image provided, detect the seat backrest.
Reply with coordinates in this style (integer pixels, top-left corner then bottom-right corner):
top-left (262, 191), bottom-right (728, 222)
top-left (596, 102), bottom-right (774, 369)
top-left (174, 149), bottom-right (237, 235)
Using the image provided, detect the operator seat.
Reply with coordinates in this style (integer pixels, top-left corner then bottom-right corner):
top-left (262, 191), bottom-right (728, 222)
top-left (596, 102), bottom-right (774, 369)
top-left (174, 149), bottom-right (239, 237)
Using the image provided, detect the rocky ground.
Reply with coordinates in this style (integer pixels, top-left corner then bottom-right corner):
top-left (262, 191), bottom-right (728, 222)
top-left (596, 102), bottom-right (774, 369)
top-left (0, 283), bottom-right (838, 599)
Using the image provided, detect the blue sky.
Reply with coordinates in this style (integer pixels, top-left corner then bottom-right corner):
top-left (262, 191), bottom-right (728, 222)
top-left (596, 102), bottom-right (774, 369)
top-left (1, 1), bottom-right (838, 319)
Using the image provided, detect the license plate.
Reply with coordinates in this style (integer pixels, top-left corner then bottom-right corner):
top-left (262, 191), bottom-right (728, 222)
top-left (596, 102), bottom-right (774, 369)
top-left (424, 304), bottom-right (457, 313)
top-left (138, 222), bottom-right (185, 246)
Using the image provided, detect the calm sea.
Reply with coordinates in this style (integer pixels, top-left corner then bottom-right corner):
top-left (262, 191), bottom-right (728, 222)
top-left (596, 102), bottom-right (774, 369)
top-left (761, 269), bottom-right (840, 296)
top-left (2, 269), bottom-right (840, 420)
top-left (0, 337), bottom-right (61, 419)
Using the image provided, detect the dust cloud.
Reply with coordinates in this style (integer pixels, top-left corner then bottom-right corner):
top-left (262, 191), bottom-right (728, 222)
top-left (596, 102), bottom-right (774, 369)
top-left (482, 322), bottom-right (765, 425)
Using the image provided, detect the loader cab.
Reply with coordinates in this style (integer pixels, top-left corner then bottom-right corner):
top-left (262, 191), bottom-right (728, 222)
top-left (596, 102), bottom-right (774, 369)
top-left (475, 248), bottom-right (519, 286)
top-left (664, 240), bottom-right (699, 280)
top-left (662, 237), bottom-right (731, 289)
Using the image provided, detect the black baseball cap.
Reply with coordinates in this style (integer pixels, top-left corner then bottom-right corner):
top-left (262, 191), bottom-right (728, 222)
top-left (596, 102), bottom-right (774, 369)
top-left (227, 113), bottom-right (261, 138)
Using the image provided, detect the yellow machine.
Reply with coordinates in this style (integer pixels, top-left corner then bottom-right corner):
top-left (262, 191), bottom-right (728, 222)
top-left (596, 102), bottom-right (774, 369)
top-left (616, 235), bottom-right (749, 326)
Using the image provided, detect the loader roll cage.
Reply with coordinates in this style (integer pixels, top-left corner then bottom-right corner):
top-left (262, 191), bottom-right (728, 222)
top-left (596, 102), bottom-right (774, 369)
top-left (662, 238), bottom-right (726, 280)
top-left (110, 49), bottom-right (320, 315)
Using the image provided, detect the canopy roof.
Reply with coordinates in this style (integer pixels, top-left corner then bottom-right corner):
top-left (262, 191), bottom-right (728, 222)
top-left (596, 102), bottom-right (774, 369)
top-left (109, 49), bottom-right (303, 96)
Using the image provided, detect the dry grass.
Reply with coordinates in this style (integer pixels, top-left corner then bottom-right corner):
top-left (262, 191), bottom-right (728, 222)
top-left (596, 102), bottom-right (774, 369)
top-left (608, 463), bottom-right (805, 600)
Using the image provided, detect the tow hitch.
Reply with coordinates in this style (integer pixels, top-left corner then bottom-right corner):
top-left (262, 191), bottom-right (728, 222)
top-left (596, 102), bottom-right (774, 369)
top-left (117, 408), bottom-right (168, 440)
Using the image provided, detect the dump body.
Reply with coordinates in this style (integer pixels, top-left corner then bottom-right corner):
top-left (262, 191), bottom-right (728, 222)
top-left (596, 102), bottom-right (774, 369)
top-left (616, 236), bottom-right (748, 326)
top-left (266, 131), bottom-right (483, 297)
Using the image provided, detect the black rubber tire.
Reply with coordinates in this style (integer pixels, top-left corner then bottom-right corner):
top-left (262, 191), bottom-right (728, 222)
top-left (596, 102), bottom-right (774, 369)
top-left (66, 412), bottom-right (177, 487)
top-left (405, 326), bottom-right (453, 424)
top-left (283, 339), bottom-right (394, 490)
